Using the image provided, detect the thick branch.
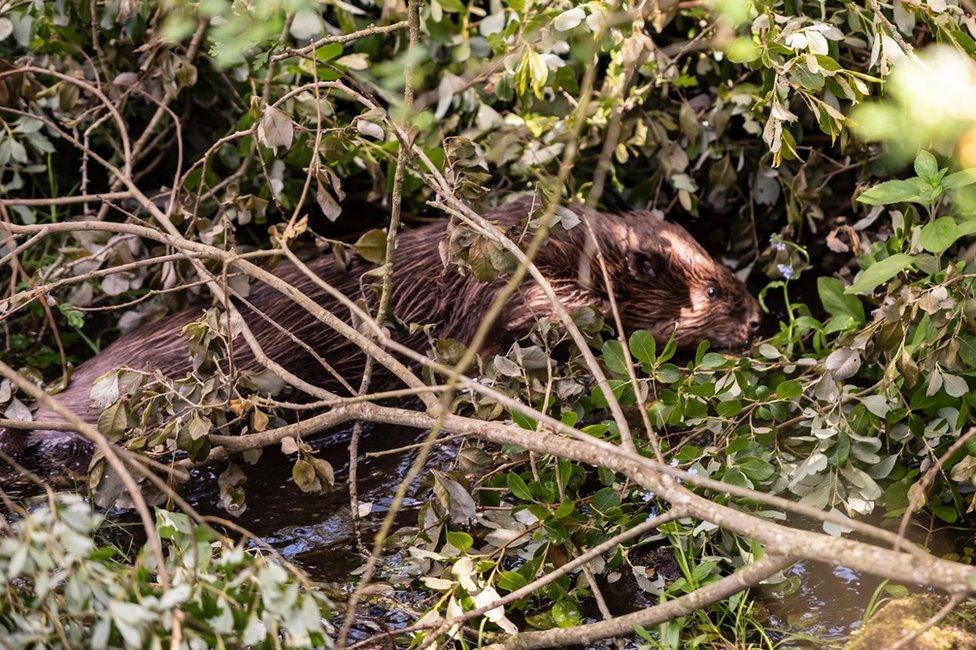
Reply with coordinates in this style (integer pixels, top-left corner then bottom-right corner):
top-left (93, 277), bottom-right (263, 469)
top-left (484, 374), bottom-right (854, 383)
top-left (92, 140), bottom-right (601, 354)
top-left (485, 552), bottom-right (795, 649)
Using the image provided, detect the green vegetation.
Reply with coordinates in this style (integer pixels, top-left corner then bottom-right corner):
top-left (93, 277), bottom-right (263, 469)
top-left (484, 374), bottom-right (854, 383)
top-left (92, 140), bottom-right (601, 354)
top-left (3, 0), bottom-right (976, 647)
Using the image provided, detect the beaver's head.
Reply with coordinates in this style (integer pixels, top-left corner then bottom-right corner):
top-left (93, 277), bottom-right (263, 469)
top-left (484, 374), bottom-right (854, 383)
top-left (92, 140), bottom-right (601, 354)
top-left (593, 213), bottom-right (762, 351)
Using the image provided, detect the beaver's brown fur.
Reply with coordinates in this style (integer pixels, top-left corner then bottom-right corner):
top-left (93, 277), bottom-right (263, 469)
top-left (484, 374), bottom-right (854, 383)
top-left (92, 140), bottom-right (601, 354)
top-left (2, 198), bottom-right (761, 465)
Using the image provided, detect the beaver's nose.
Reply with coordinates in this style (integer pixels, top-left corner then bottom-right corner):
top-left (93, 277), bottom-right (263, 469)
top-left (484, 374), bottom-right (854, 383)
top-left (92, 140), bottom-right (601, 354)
top-left (748, 317), bottom-right (762, 338)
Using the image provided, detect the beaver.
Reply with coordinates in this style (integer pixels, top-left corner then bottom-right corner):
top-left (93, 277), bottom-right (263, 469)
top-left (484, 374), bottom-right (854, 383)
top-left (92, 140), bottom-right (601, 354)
top-left (1, 197), bottom-right (761, 466)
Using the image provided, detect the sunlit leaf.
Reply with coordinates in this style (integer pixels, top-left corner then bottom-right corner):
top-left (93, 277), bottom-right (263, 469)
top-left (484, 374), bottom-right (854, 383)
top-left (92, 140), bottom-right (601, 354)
top-left (845, 254), bottom-right (915, 294)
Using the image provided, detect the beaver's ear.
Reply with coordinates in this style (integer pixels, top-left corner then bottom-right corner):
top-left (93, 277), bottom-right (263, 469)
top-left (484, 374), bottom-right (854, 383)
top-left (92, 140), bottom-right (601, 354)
top-left (628, 251), bottom-right (669, 279)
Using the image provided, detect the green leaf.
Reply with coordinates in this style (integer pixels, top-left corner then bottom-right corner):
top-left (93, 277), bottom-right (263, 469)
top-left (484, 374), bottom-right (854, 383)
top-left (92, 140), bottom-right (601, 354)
top-left (628, 330), bottom-right (656, 368)
top-left (814, 55), bottom-right (842, 72)
top-left (913, 150), bottom-right (939, 184)
top-left (726, 37), bottom-right (760, 63)
top-left (694, 339), bottom-right (710, 365)
top-left (590, 379), bottom-right (632, 408)
top-left (775, 379), bottom-right (803, 400)
top-left (931, 502), bottom-right (958, 523)
top-left (634, 625), bottom-right (655, 642)
top-left (699, 352), bottom-right (727, 369)
top-left (552, 500), bottom-right (574, 519)
top-left (817, 277), bottom-right (865, 325)
top-left (506, 472), bottom-right (533, 501)
top-left (845, 254), bottom-right (915, 295)
top-left (716, 399), bottom-right (743, 417)
top-left (737, 457), bottom-right (776, 482)
top-left (58, 303), bottom-right (85, 329)
top-left (511, 408), bottom-right (538, 431)
top-left (602, 340), bottom-right (628, 376)
top-left (497, 570), bottom-right (528, 592)
top-left (658, 336), bottom-right (677, 364)
top-left (920, 217), bottom-right (960, 254)
top-left (315, 42), bottom-right (343, 63)
top-left (354, 228), bottom-right (387, 264)
top-left (446, 530), bottom-right (473, 551)
top-left (591, 487), bottom-right (621, 511)
top-left (656, 364), bottom-right (682, 384)
top-left (942, 168), bottom-right (976, 190)
top-left (187, 411), bottom-right (211, 440)
top-left (856, 179), bottom-right (926, 206)
top-left (551, 601), bottom-right (581, 628)
top-left (97, 399), bottom-right (129, 441)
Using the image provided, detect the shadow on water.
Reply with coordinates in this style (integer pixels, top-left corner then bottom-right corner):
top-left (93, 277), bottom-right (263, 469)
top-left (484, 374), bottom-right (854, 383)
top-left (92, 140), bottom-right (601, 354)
top-left (187, 421), bottom-right (461, 582)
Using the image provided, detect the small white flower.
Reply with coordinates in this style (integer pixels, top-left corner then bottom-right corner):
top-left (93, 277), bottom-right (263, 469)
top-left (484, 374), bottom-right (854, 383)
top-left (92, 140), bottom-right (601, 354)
top-left (777, 263), bottom-right (796, 280)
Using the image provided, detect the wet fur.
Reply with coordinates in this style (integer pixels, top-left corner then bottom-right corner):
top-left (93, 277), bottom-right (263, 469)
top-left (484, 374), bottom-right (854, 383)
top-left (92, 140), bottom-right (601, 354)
top-left (1, 198), bottom-right (760, 466)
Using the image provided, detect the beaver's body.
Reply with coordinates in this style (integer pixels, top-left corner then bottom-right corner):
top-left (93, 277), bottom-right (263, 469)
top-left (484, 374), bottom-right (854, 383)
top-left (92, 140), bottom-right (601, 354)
top-left (2, 198), bottom-right (761, 465)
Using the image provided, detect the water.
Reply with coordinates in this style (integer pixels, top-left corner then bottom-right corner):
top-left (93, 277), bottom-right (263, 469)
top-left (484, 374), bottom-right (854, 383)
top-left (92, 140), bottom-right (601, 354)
top-left (188, 421), bottom-right (462, 582)
top-left (760, 519), bottom-right (973, 643)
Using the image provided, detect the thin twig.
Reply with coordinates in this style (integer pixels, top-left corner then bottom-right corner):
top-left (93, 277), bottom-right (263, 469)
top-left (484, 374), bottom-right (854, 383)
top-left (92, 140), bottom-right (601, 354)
top-left (272, 21), bottom-right (408, 62)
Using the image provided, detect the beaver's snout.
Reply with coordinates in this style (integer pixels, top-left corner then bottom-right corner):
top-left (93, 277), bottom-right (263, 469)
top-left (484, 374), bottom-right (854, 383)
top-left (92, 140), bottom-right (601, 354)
top-left (740, 316), bottom-right (762, 348)
top-left (748, 316), bottom-right (762, 338)
top-left (733, 303), bottom-right (763, 351)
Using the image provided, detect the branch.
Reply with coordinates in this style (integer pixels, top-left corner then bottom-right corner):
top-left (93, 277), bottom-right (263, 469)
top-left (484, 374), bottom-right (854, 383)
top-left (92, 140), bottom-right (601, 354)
top-left (271, 21), bottom-right (409, 62)
top-left (199, 398), bottom-right (975, 594)
top-left (0, 191), bottom-right (134, 207)
top-left (484, 552), bottom-right (795, 649)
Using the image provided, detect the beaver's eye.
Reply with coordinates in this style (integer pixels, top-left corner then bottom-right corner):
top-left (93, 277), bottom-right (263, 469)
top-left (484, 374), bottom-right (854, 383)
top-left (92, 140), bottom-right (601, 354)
top-left (706, 286), bottom-right (718, 299)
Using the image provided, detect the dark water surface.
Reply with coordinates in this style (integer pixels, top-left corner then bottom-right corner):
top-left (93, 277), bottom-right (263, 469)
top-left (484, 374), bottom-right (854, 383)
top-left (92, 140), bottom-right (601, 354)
top-left (188, 422), bottom-right (461, 582)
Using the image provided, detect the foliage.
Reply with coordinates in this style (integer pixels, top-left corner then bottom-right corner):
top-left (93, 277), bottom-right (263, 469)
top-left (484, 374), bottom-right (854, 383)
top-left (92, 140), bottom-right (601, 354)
top-left (3, 0), bottom-right (976, 647)
top-left (0, 495), bottom-right (330, 648)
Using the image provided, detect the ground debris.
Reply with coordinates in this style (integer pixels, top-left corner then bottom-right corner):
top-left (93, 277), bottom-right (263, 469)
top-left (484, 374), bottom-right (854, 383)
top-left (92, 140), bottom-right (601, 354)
top-left (845, 595), bottom-right (976, 650)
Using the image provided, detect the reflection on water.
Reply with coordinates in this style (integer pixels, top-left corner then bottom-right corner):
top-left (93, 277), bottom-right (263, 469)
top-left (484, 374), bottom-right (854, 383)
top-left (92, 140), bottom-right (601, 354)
top-left (762, 560), bottom-right (883, 640)
top-left (761, 521), bottom-right (973, 644)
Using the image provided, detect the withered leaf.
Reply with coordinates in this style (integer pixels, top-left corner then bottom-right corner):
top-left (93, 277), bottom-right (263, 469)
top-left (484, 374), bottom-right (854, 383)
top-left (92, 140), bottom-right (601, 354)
top-left (97, 399), bottom-right (129, 441)
top-left (257, 105), bottom-right (294, 152)
top-left (292, 459), bottom-right (322, 493)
